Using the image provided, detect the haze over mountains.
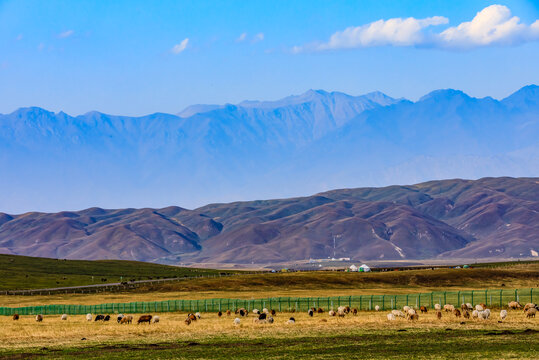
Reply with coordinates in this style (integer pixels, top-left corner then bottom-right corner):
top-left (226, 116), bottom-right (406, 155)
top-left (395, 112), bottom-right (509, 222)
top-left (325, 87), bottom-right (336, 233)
top-left (0, 85), bottom-right (537, 214)
top-left (0, 177), bottom-right (537, 264)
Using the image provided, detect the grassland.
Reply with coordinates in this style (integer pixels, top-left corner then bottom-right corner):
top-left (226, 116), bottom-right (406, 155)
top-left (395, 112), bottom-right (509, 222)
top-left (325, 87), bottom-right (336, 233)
top-left (0, 254), bottom-right (237, 290)
top-left (0, 262), bottom-right (538, 307)
top-left (0, 310), bottom-right (537, 359)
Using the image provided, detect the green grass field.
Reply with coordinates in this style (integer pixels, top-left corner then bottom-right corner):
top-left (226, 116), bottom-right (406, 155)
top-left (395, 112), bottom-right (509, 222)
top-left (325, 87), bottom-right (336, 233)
top-left (0, 254), bottom-right (238, 290)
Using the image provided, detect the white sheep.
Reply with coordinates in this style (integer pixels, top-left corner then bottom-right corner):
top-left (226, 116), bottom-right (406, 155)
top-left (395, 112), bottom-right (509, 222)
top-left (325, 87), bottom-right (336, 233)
top-left (500, 310), bottom-right (507, 321)
top-left (234, 317), bottom-right (241, 325)
top-left (443, 304), bottom-right (455, 312)
top-left (434, 304), bottom-right (441, 311)
top-left (407, 309), bottom-right (416, 316)
top-left (475, 304), bottom-right (484, 311)
top-left (152, 316), bottom-right (160, 323)
top-left (61, 314), bottom-right (68, 321)
top-left (483, 309), bottom-right (491, 319)
top-left (387, 313), bottom-right (396, 321)
top-left (86, 313), bottom-right (92, 321)
top-left (391, 310), bottom-right (405, 318)
top-left (374, 305), bottom-right (380, 311)
top-left (328, 310), bottom-right (336, 316)
top-left (195, 312), bottom-right (201, 319)
top-left (252, 309), bottom-right (260, 315)
top-left (472, 310), bottom-right (479, 319)
top-left (403, 306), bottom-right (411, 312)
top-left (478, 310), bottom-right (489, 320)
top-left (466, 303), bottom-right (473, 310)
top-left (262, 308), bottom-right (269, 314)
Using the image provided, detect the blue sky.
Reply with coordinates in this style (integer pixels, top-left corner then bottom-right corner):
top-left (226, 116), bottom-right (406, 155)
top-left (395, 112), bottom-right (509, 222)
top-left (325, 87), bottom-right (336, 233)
top-left (0, 0), bottom-right (538, 116)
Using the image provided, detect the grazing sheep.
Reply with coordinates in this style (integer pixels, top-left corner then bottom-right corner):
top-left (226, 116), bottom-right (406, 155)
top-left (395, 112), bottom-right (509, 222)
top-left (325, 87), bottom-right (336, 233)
top-left (434, 304), bottom-right (441, 311)
top-left (36, 314), bottom-right (43, 322)
top-left (267, 316), bottom-right (274, 324)
top-left (263, 308), bottom-right (269, 314)
top-left (374, 305), bottom-right (380, 311)
top-left (103, 315), bottom-right (111, 322)
top-left (387, 313), bottom-right (396, 321)
top-left (472, 310), bottom-right (479, 319)
top-left (478, 310), bottom-right (489, 320)
top-left (475, 305), bottom-right (484, 312)
top-left (443, 304), bottom-right (455, 312)
top-left (465, 303), bottom-right (473, 310)
top-left (453, 309), bottom-right (461, 318)
top-left (195, 312), bottom-right (201, 319)
top-left (460, 303), bottom-right (467, 311)
top-left (218, 311), bottom-right (222, 317)
top-left (484, 309), bottom-right (491, 318)
top-left (238, 308), bottom-right (247, 317)
top-left (317, 308), bottom-right (324, 314)
top-left (185, 318), bottom-right (192, 325)
top-left (187, 314), bottom-right (197, 322)
top-left (271, 309), bottom-right (276, 316)
top-left (523, 303), bottom-right (536, 312)
top-left (137, 315), bottom-right (152, 324)
top-left (120, 315), bottom-right (133, 324)
top-left (329, 310), bottom-right (336, 317)
top-left (233, 317), bottom-right (241, 325)
top-left (526, 308), bottom-right (537, 318)
top-left (226, 310), bottom-right (231, 316)
top-left (480, 303), bottom-right (486, 309)
top-left (337, 307), bottom-right (346, 317)
top-left (258, 313), bottom-right (267, 321)
top-left (392, 310), bottom-right (405, 318)
top-left (409, 314), bottom-right (419, 321)
top-left (287, 317), bottom-right (295, 324)
top-left (117, 314), bottom-right (125, 323)
top-left (463, 310), bottom-right (470, 319)
top-left (407, 309), bottom-right (416, 316)
top-left (403, 306), bottom-right (411, 312)
top-left (308, 309), bottom-right (314, 317)
top-left (344, 306), bottom-right (351, 314)
top-left (12, 314), bottom-right (19, 321)
top-left (352, 308), bottom-right (358, 315)
top-left (500, 310), bottom-right (508, 321)
top-left (152, 316), bottom-right (160, 324)
top-left (436, 310), bottom-right (442, 320)
top-left (86, 314), bottom-right (92, 322)
top-left (95, 315), bottom-right (105, 321)
top-left (508, 301), bottom-right (521, 309)
top-left (420, 306), bottom-right (428, 313)
top-left (252, 309), bottom-right (260, 315)
top-left (61, 314), bottom-right (68, 321)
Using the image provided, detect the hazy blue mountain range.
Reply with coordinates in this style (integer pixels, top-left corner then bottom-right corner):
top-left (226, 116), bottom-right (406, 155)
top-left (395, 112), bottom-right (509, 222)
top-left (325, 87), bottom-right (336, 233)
top-left (0, 85), bottom-right (537, 214)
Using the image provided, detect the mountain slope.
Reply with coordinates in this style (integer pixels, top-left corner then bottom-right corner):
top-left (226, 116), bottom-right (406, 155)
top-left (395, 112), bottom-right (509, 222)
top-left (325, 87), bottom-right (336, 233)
top-left (0, 177), bottom-right (537, 264)
top-left (0, 86), bottom-right (537, 214)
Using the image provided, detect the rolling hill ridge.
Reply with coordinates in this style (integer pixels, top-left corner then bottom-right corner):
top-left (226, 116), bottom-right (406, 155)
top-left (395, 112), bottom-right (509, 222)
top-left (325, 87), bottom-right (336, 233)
top-left (0, 177), bottom-right (537, 264)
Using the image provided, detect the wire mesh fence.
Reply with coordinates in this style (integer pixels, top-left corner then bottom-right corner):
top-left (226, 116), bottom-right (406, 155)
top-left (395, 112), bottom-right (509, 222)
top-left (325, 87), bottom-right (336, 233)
top-left (0, 288), bottom-right (536, 316)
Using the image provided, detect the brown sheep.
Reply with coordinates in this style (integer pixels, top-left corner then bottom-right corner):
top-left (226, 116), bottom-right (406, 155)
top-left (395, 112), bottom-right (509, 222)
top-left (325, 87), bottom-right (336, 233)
top-left (218, 311), bottom-right (222, 317)
top-left (36, 314), bottom-right (43, 322)
top-left (463, 310), bottom-right (470, 319)
top-left (344, 306), bottom-right (351, 314)
top-left (271, 309), bottom-right (276, 316)
top-left (523, 303), bottom-right (536, 312)
top-left (526, 308), bottom-right (537, 318)
top-left (185, 318), bottom-right (192, 325)
top-left (317, 308), bottom-right (324, 314)
top-left (137, 315), bottom-right (152, 324)
top-left (12, 314), bottom-right (19, 321)
top-left (480, 303), bottom-right (486, 310)
top-left (226, 310), bottom-right (231, 316)
top-left (409, 314), bottom-right (419, 321)
top-left (120, 315), bottom-right (133, 324)
top-left (420, 306), bottom-right (428, 313)
top-left (453, 309), bottom-right (461, 318)
top-left (436, 311), bottom-right (442, 320)
top-left (508, 301), bottom-right (521, 309)
top-left (352, 308), bottom-right (358, 315)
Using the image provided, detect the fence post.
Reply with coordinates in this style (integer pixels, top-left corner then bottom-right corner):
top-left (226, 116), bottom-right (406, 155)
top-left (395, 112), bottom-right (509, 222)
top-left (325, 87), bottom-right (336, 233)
top-left (531, 288), bottom-right (533, 304)
top-left (359, 295), bottom-right (362, 311)
top-left (500, 289), bottom-right (502, 308)
top-left (471, 291), bottom-right (473, 306)
top-left (444, 292), bottom-right (446, 305)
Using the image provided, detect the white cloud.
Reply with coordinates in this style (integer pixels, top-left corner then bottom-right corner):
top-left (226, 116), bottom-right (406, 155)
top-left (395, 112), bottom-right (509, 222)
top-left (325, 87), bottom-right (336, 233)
top-left (293, 5), bottom-right (539, 52)
top-left (439, 5), bottom-right (539, 48)
top-left (171, 38), bottom-right (189, 54)
top-left (58, 30), bottom-right (74, 38)
top-left (253, 32), bottom-right (264, 43)
top-left (236, 32), bottom-right (247, 42)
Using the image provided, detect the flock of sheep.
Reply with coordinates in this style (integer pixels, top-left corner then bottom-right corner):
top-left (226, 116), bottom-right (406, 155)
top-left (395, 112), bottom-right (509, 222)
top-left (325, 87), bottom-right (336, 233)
top-left (8, 301), bottom-right (537, 326)
top-left (385, 301), bottom-right (538, 322)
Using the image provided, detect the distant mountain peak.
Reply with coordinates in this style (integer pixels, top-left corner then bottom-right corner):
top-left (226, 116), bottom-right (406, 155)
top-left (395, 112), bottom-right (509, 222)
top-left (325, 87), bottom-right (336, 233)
top-left (418, 89), bottom-right (469, 102)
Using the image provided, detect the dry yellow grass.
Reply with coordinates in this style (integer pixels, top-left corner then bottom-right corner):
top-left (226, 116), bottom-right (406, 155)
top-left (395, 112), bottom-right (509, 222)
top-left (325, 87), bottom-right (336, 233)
top-left (1, 309), bottom-right (537, 351)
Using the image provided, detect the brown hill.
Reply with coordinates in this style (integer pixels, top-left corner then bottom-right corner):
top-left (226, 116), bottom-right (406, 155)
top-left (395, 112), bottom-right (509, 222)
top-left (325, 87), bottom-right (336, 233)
top-left (0, 177), bottom-right (537, 264)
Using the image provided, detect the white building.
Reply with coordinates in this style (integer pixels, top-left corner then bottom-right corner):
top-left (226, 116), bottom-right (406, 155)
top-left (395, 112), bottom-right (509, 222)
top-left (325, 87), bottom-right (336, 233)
top-left (349, 264), bottom-right (358, 272)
